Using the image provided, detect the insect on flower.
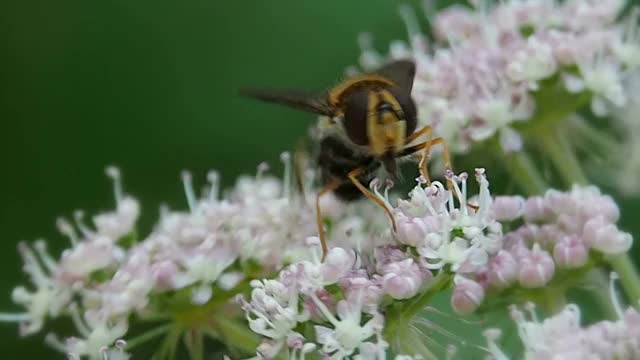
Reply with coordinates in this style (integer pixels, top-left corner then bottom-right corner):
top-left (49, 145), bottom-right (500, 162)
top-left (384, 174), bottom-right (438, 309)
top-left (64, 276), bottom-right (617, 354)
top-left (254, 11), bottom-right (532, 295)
top-left (241, 60), bottom-right (453, 258)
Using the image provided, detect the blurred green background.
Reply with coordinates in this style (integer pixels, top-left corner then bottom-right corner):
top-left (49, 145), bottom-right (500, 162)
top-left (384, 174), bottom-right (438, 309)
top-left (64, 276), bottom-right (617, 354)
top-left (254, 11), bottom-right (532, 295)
top-left (0, 0), bottom-right (638, 358)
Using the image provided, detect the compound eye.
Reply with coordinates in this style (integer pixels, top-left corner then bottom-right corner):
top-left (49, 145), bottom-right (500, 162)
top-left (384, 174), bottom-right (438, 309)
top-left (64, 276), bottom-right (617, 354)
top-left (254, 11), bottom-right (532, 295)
top-left (342, 89), bottom-right (369, 146)
top-left (388, 87), bottom-right (417, 137)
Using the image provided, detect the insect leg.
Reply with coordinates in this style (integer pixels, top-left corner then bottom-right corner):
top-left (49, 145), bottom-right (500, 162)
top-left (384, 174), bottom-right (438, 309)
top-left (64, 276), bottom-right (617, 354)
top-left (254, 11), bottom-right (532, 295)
top-left (404, 125), bottom-right (433, 144)
top-left (316, 181), bottom-right (341, 261)
top-left (404, 126), bottom-right (434, 184)
top-left (399, 137), bottom-right (451, 170)
top-left (347, 167), bottom-right (398, 233)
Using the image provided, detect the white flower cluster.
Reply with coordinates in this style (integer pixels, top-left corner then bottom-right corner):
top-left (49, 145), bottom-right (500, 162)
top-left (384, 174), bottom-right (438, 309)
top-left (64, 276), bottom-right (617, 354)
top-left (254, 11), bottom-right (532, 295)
top-left (0, 167), bottom-right (138, 359)
top-left (0, 159), bottom-right (383, 359)
top-left (391, 171), bottom-right (632, 314)
top-left (241, 168), bottom-right (635, 357)
top-left (359, 0), bottom-right (640, 153)
top-left (485, 275), bottom-right (640, 359)
top-left (2, 160), bottom-right (635, 359)
top-left (609, 72), bottom-right (640, 195)
top-left (238, 238), bottom-right (426, 360)
top-left (394, 170), bottom-right (501, 274)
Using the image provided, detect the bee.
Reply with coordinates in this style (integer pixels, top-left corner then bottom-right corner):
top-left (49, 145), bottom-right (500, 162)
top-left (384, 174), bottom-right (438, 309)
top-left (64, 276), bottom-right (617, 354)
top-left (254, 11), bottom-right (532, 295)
top-left (241, 60), bottom-right (451, 258)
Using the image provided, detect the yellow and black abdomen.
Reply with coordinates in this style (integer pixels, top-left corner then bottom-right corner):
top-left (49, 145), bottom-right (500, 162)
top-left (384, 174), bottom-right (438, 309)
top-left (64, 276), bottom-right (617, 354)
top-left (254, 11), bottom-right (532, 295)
top-left (317, 136), bottom-right (379, 201)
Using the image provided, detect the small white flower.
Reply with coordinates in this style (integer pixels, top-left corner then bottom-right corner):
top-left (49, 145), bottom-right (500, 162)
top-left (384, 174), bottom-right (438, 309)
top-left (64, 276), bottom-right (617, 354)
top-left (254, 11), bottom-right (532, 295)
top-left (1, 242), bottom-right (72, 336)
top-left (240, 277), bottom-right (309, 354)
top-left (312, 291), bottom-right (385, 359)
top-left (399, 170), bottom-right (501, 274)
top-left (56, 236), bottom-right (124, 284)
top-left (173, 250), bottom-right (235, 289)
top-left (507, 36), bottom-right (557, 83)
top-left (496, 296), bottom-right (640, 360)
top-left (63, 316), bottom-right (128, 360)
top-left (576, 54), bottom-right (627, 116)
top-left (583, 216), bottom-right (633, 255)
top-left (95, 167), bottom-right (140, 240)
top-left (419, 236), bottom-right (471, 272)
top-left (92, 197), bottom-right (140, 241)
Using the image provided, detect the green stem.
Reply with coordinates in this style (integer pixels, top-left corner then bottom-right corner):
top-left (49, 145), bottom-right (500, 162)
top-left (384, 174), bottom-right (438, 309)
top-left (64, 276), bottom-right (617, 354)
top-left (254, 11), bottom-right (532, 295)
top-left (393, 326), bottom-right (438, 360)
top-left (584, 269), bottom-right (619, 319)
top-left (184, 330), bottom-right (204, 360)
top-left (152, 327), bottom-right (181, 360)
top-left (608, 254), bottom-right (640, 305)
top-left (384, 272), bottom-right (452, 341)
top-left (210, 315), bottom-right (260, 354)
top-left (542, 288), bottom-right (567, 315)
top-left (400, 273), bottom-right (453, 319)
top-left (501, 149), bottom-right (548, 195)
top-left (383, 272), bottom-right (451, 360)
top-left (536, 129), bottom-right (588, 186)
top-left (125, 324), bottom-right (174, 350)
top-left (570, 117), bottom-right (618, 153)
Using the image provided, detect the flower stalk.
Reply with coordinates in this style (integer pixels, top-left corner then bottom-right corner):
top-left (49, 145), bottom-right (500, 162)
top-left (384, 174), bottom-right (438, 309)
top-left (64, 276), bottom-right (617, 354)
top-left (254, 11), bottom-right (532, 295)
top-left (498, 144), bottom-right (547, 195)
top-left (608, 254), bottom-right (640, 305)
top-left (123, 324), bottom-right (173, 351)
top-left (535, 127), bottom-right (589, 186)
top-left (383, 272), bottom-right (452, 344)
top-left (209, 314), bottom-right (260, 354)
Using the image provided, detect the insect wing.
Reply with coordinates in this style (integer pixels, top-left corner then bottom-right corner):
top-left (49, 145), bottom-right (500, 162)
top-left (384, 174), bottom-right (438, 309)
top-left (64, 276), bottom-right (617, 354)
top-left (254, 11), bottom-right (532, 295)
top-left (240, 88), bottom-right (334, 116)
top-left (369, 60), bottom-right (416, 93)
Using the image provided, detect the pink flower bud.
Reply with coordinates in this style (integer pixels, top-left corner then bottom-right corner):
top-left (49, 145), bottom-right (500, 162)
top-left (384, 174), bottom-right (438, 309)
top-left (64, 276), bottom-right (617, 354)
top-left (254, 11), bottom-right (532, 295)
top-left (598, 195), bottom-right (620, 222)
top-left (451, 276), bottom-right (485, 315)
top-left (339, 271), bottom-right (383, 308)
top-left (380, 259), bottom-right (424, 300)
top-left (509, 244), bottom-right (531, 260)
top-left (516, 224), bottom-right (541, 245)
top-left (545, 189), bottom-right (575, 213)
top-left (151, 260), bottom-right (178, 290)
top-left (518, 245), bottom-right (555, 288)
top-left (493, 196), bottom-right (525, 221)
top-left (538, 224), bottom-right (564, 248)
top-left (553, 235), bottom-right (588, 269)
top-left (582, 193), bottom-right (620, 223)
top-left (396, 216), bottom-right (428, 247)
top-left (503, 232), bottom-right (525, 251)
top-left (583, 217), bottom-right (632, 255)
top-left (523, 196), bottom-right (552, 222)
top-left (374, 245), bottom-right (408, 274)
top-left (487, 250), bottom-right (518, 288)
